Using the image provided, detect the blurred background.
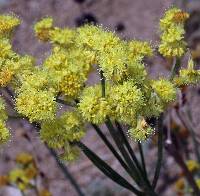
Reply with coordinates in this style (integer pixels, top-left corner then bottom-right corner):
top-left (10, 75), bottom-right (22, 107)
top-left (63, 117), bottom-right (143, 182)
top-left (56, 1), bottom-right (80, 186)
top-left (1, 0), bottom-right (200, 195)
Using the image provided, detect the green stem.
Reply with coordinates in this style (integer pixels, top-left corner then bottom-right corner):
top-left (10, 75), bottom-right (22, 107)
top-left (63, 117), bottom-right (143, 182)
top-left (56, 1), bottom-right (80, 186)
top-left (166, 141), bottom-right (200, 195)
top-left (47, 147), bottom-right (85, 196)
top-left (152, 115), bottom-right (163, 189)
top-left (105, 118), bottom-right (142, 185)
top-left (169, 57), bottom-right (180, 81)
top-left (91, 124), bottom-right (138, 181)
top-left (177, 109), bottom-right (200, 163)
top-left (115, 121), bottom-right (144, 174)
top-left (138, 142), bottom-right (147, 178)
top-left (100, 70), bottom-right (105, 97)
top-left (115, 121), bottom-right (154, 191)
top-left (75, 141), bottom-right (143, 195)
top-left (106, 118), bottom-right (157, 196)
top-left (29, 123), bottom-right (85, 196)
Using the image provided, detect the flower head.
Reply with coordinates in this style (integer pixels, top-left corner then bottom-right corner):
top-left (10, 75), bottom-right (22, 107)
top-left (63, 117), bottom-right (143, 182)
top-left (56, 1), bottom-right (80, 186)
top-left (98, 43), bottom-right (128, 82)
top-left (174, 58), bottom-right (200, 85)
top-left (34, 17), bottom-right (54, 41)
top-left (0, 120), bottom-right (10, 144)
top-left (40, 111), bottom-right (85, 148)
top-left (0, 15), bottom-right (20, 35)
top-left (49, 27), bottom-right (75, 46)
top-left (128, 117), bottom-right (153, 141)
top-left (78, 85), bottom-right (110, 124)
top-left (151, 79), bottom-right (177, 103)
top-left (160, 7), bottom-right (189, 30)
top-left (128, 40), bottom-right (153, 58)
top-left (0, 97), bottom-right (7, 121)
top-left (159, 7), bottom-right (189, 57)
top-left (8, 169), bottom-right (30, 191)
top-left (16, 88), bottom-right (56, 122)
top-left (108, 80), bottom-right (144, 124)
top-left (186, 160), bottom-right (200, 172)
top-left (15, 153), bottom-right (34, 165)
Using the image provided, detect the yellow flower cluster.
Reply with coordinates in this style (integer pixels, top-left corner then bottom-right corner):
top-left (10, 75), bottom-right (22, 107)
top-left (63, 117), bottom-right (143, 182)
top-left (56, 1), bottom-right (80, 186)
top-left (15, 152), bottom-right (34, 165)
top-left (128, 118), bottom-right (153, 141)
top-left (0, 14), bottom-right (20, 36)
top-left (0, 15), bottom-right (35, 88)
top-left (151, 79), bottom-right (177, 103)
top-left (0, 7), bottom-right (193, 147)
top-left (0, 97), bottom-right (9, 144)
top-left (34, 17), bottom-right (53, 41)
top-left (108, 81), bottom-right (144, 124)
top-left (174, 58), bottom-right (200, 86)
top-left (159, 7), bottom-right (189, 57)
top-left (16, 88), bottom-right (56, 122)
top-left (186, 160), bottom-right (200, 172)
top-left (41, 111), bottom-right (84, 160)
top-left (78, 85), bottom-right (111, 124)
top-left (128, 40), bottom-right (153, 58)
top-left (174, 160), bottom-right (200, 195)
top-left (0, 152), bottom-right (51, 195)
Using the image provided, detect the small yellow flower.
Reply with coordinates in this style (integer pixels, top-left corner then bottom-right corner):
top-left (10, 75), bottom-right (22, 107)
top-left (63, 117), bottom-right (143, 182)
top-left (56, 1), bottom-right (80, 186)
top-left (0, 68), bottom-right (13, 86)
top-left (186, 160), bottom-right (200, 172)
top-left (40, 111), bottom-right (85, 149)
top-left (108, 80), bottom-right (144, 124)
top-left (16, 88), bottom-right (57, 122)
top-left (76, 24), bottom-right (120, 52)
top-left (78, 85), bottom-right (111, 124)
top-left (128, 117), bottom-right (153, 141)
top-left (151, 79), bottom-right (177, 103)
top-left (0, 120), bottom-right (10, 144)
top-left (15, 153), bottom-right (33, 165)
top-left (128, 40), bottom-right (153, 58)
top-left (8, 169), bottom-right (30, 191)
top-left (174, 178), bottom-right (185, 193)
top-left (159, 7), bottom-right (189, 57)
top-left (49, 27), bottom-right (75, 46)
top-left (98, 42), bottom-right (128, 82)
top-left (34, 17), bottom-right (54, 41)
top-left (24, 165), bottom-right (38, 180)
top-left (158, 39), bottom-right (186, 58)
top-left (39, 189), bottom-right (52, 196)
top-left (0, 15), bottom-right (20, 35)
top-left (175, 58), bottom-right (200, 86)
top-left (160, 7), bottom-right (188, 30)
top-left (59, 72), bottom-right (85, 98)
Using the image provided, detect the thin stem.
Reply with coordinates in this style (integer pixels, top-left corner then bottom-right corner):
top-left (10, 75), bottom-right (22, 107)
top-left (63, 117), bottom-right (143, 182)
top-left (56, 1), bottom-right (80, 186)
top-left (177, 109), bottom-right (200, 163)
top-left (169, 57), bottom-right (180, 81)
top-left (152, 115), bottom-right (164, 189)
top-left (28, 123), bottom-right (85, 196)
top-left (166, 141), bottom-right (200, 195)
top-left (138, 142), bottom-right (147, 177)
top-left (100, 70), bottom-right (105, 97)
top-left (47, 147), bottom-right (85, 196)
top-left (75, 141), bottom-right (143, 195)
top-left (105, 118), bottom-right (158, 196)
top-left (91, 124), bottom-right (137, 180)
top-left (115, 121), bottom-right (151, 186)
top-left (105, 118), bottom-right (142, 186)
top-left (115, 121), bottom-right (143, 173)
